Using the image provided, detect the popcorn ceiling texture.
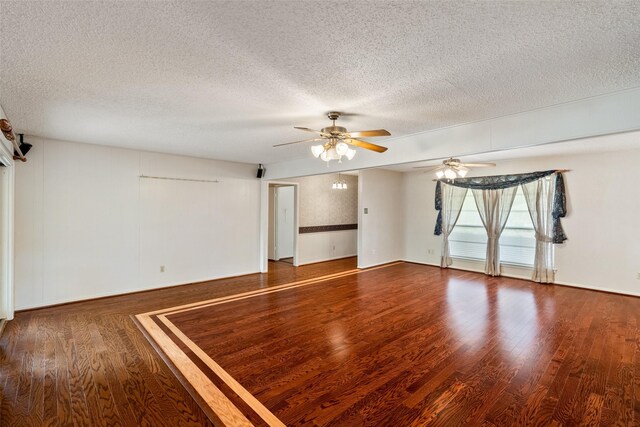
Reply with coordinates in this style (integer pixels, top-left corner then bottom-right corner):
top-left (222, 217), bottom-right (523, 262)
top-left (1, 1), bottom-right (639, 164)
top-left (290, 174), bottom-right (358, 228)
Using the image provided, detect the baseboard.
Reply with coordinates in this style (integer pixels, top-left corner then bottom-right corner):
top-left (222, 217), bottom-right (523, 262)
top-left (403, 259), bottom-right (640, 298)
top-left (553, 280), bottom-right (640, 298)
top-left (357, 259), bottom-right (403, 269)
top-left (15, 269), bottom-right (262, 312)
top-left (297, 254), bottom-right (357, 267)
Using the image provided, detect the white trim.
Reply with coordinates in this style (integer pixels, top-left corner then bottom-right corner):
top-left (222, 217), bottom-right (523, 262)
top-left (357, 260), bottom-right (403, 269)
top-left (16, 269), bottom-right (262, 311)
top-left (260, 180), bottom-right (300, 272)
top-left (553, 280), bottom-right (640, 298)
top-left (295, 253), bottom-right (357, 267)
top-left (0, 139), bottom-right (14, 320)
top-left (404, 259), bottom-right (640, 298)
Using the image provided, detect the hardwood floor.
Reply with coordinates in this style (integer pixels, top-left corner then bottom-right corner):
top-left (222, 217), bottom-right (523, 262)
top-left (0, 258), bottom-right (356, 426)
top-left (2, 258), bottom-right (640, 426)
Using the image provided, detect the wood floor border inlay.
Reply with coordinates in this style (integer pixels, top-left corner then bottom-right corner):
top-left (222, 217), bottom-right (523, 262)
top-left (135, 263), bottom-right (402, 426)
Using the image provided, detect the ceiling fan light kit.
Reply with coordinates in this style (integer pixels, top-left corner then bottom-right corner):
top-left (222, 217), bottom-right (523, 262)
top-left (275, 112), bottom-right (390, 164)
top-left (417, 157), bottom-right (495, 180)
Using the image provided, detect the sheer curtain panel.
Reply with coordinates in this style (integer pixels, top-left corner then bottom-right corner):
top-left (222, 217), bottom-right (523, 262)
top-left (521, 174), bottom-right (557, 283)
top-left (472, 187), bottom-right (517, 276)
top-left (438, 184), bottom-right (468, 267)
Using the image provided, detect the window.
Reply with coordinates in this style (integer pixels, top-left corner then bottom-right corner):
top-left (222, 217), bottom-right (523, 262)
top-left (449, 187), bottom-right (535, 266)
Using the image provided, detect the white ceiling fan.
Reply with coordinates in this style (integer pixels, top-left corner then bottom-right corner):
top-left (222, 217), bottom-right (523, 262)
top-left (414, 157), bottom-right (496, 179)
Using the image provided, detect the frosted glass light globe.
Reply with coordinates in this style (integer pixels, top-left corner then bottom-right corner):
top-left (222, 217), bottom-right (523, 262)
top-left (444, 168), bottom-right (457, 179)
top-left (345, 148), bottom-right (356, 160)
top-left (335, 142), bottom-right (349, 156)
top-left (311, 145), bottom-right (324, 158)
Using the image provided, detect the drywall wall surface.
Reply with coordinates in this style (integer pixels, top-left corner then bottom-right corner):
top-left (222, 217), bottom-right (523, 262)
top-left (14, 136), bottom-right (260, 309)
top-left (358, 169), bottom-right (403, 268)
top-left (291, 173), bottom-right (358, 227)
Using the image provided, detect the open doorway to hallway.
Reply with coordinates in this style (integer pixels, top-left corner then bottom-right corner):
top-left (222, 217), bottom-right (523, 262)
top-left (268, 184), bottom-right (296, 264)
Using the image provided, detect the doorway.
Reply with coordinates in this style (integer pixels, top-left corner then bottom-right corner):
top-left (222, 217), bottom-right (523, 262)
top-left (267, 183), bottom-right (298, 266)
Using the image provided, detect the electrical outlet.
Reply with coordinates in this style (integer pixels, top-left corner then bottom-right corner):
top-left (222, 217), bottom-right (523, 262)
top-left (160, 265), bottom-right (165, 273)
top-left (427, 249), bottom-right (434, 255)
top-left (364, 208), bottom-right (369, 214)
top-left (636, 272), bottom-right (640, 280)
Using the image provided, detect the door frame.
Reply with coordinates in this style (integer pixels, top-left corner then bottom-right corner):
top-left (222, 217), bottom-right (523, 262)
top-left (273, 185), bottom-right (295, 261)
top-left (260, 180), bottom-right (299, 272)
top-left (0, 139), bottom-right (15, 321)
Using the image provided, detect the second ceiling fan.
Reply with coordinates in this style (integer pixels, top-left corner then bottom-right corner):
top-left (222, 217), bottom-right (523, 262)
top-left (274, 112), bottom-right (391, 163)
top-left (414, 157), bottom-right (496, 179)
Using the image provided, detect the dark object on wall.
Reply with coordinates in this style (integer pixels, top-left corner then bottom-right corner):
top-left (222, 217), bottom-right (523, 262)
top-left (15, 134), bottom-right (32, 158)
top-left (257, 164), bottom-right (266, 178)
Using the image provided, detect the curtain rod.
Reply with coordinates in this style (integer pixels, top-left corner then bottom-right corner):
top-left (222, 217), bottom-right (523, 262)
top-left (139, 175), bottom-right (221, 183)
top-left (431, 169), bottom-right (571, 181)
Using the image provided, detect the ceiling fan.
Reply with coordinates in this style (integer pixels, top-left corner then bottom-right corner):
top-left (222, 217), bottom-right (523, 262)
top-left (414, 157), bottom-right (496, 179)
top-left (273, 112), bottom-right (390, 163)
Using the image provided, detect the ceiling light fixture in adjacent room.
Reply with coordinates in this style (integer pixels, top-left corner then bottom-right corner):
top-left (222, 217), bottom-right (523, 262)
top-left (332, 174), bottom-right (348, 190)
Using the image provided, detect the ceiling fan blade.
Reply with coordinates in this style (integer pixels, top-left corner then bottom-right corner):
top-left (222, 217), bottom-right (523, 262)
top-left (344, 129), bottom-right (391, 138)
top-left (346, 138), bottom-right (388, 153)
top-left (462, 162), bottom-right (496, 167)
top-left (294, 126), bottom-right (327, 135)
top-left (273, 138), bottom-right (325, 147)
top-left (413, 165), bottom-right (444, 172)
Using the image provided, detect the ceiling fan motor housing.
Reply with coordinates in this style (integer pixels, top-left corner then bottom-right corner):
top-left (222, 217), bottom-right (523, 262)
top-left (321, 126), bottom-right (347, 135)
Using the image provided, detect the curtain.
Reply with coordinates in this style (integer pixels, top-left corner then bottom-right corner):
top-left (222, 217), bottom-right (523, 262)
top-left (522, 174), bottom-right (557, 283)
top-left (472, 187), bottom-right (517, 276)
top-left (435, 169), bottom-right (567, 243)
top-left (439, 184), bottom-right (468, 267)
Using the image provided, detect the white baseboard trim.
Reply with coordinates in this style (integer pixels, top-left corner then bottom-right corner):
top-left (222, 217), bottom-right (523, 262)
top-left (15, 269), bottom-right (262, 311)
top-left (357, 260), bottom-right (403, 269)
top-left (553, 280), bottom-right (640, 298)
top-left (297, 254), bottom-right (357, 267)
top-left (403, 259), bottom-right (640, 297)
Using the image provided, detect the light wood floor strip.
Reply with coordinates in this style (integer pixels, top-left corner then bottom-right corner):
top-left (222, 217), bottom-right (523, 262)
top-left (135, 314), bottom-right (252, 427)
top-left (158, 314), bottom-right (286, 427)
top-left (146, 262), bottom-right (401, 318)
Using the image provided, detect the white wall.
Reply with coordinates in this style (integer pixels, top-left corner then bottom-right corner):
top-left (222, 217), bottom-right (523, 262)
top-left (298, 230), bottom-right (357, 265)
top-left (403, 145), bottom-right (640, 296)
top-left (15, 137), bottom-right (260, 310)
top-left (358, 169), bottom-right (404, 268)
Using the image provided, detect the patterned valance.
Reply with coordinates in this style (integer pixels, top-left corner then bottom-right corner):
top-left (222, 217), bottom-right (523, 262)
top-left (434, 170), bottom-right (567, 244)
top-left (439, 170), bottom-right (557, 190)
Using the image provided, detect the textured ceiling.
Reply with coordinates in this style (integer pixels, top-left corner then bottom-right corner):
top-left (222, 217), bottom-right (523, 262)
top-left (1, 1), bottom-right (639, 164)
